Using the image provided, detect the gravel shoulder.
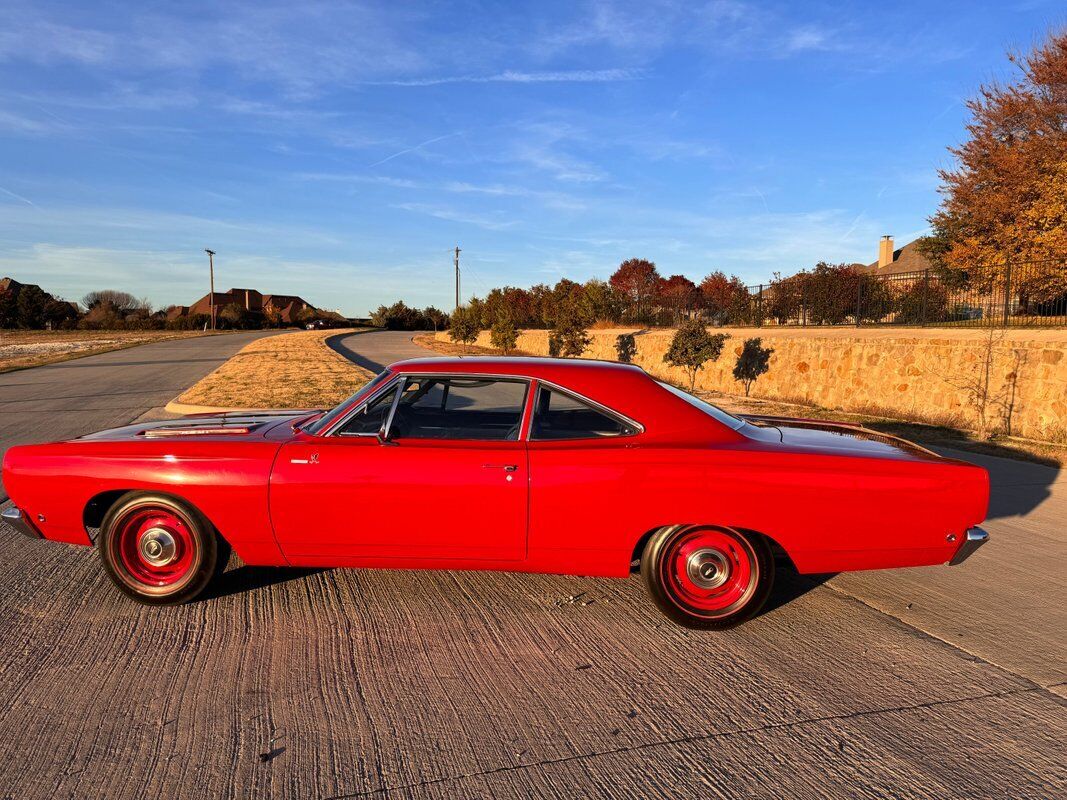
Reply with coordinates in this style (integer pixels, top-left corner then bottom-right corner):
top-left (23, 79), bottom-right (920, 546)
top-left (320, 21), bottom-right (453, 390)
top-left (0, 329), bottom-right (219, 373)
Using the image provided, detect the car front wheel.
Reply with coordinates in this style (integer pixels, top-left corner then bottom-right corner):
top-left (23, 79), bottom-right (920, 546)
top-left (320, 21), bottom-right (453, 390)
top-left (641, 524), bottom-right (774, 629)
top-left (99, 492), bottom-right (228, 605)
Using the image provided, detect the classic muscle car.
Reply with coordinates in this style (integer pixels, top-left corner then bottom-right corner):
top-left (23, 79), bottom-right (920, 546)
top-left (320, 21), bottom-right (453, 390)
top-left (0, 357), bottom-right (989, 628)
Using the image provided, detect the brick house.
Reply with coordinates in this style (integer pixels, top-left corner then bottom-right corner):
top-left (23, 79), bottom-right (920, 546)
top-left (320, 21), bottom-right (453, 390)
top-left (867, 235), bottom-right (934, 276)
top-left (167, 288), bottom-right (317, 324)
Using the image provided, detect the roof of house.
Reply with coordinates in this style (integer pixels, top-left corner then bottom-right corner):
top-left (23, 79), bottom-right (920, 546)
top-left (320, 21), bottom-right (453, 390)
top-left (867, 241), bottom-right (934, 276)
top-left (0, 276), bottom-right (43, 294)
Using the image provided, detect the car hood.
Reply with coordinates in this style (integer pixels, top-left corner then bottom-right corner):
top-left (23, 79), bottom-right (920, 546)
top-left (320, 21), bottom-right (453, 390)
top-left (75, 411), bottom-right (318, 442)
top-left (741, 415), bottom-right (942, 462)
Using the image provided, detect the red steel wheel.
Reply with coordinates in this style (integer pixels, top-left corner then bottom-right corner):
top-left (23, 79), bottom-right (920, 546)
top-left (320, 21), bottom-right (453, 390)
top-left (641, 524), bottom-right (774, 629)
top-left (99, 492), bottom-right (228, 605)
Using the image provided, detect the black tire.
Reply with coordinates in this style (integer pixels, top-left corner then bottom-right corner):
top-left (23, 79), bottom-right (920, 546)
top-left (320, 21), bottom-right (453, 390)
top-left (98, 492), bottom-right (229, 605)
top-left (641, 524), bottom-right (774, 629)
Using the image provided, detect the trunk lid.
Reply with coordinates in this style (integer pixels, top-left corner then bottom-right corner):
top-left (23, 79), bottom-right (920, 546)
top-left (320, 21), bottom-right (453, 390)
top-left (742, 415), bottom-right (943, 462)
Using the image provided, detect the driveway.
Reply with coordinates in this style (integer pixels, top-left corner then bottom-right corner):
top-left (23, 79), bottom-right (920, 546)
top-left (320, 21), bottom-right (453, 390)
top-left (0, 330), bottom-right (1062, 798)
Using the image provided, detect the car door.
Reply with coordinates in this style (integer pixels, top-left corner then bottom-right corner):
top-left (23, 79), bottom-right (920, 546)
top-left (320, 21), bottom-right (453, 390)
top-left (269, 375), bottom-right (531, 565)
top-left (525, 384), bottom-right (645, 559)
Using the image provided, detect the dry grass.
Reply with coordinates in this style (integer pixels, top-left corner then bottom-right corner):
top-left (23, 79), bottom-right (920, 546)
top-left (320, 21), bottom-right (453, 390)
top-left (0, 329), bottom-right (216, 373)
top-left (177, 329), bottom-right (374, 409)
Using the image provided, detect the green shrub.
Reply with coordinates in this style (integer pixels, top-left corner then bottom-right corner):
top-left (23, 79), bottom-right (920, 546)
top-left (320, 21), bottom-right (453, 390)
top-left (664, 320), bottom-right (729, 390)
top-left (448, 305), bottom-right (480, 350)
top-left (490, 315), bottom-right (519, 354)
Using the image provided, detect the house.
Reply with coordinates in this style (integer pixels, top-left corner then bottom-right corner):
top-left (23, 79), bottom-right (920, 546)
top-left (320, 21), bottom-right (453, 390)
top-left (167, 287), bottom-right (317, 324)
top-left (0, 276), bottom-right (79, 326)
top-left (867, 235), bottom-right (934, 276)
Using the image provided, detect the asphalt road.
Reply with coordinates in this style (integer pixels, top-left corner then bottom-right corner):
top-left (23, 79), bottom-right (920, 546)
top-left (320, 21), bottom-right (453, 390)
top-left (327, 328), bottom-right (431, 372)
top-left (0, 330), bottom-right (1063, 799)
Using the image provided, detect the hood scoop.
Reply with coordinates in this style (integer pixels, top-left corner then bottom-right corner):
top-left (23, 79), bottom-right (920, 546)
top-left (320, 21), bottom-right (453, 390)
top-left (140, 424), bottom-right (257, 438)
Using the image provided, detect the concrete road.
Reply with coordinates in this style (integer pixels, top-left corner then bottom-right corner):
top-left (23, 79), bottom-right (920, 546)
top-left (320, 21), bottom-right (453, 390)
top-left (0, 330), bottom-right (1063, 798)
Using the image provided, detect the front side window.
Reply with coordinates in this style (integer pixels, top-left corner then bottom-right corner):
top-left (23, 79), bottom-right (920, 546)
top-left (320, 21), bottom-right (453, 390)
top-left (306, 370), bottom-right (391, 434)
top-left (337, 383), bottom-right (398, 435)
top-left (530, 387), bottom-right (636, 440)
top-left (388, 377), bottom-right (527, 441)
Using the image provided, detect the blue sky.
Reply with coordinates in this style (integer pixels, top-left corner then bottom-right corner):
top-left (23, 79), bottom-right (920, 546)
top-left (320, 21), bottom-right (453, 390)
top-left (0, 1), bottom-right (1062, 316)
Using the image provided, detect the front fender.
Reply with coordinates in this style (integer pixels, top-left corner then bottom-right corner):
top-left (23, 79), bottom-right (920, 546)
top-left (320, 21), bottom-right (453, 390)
top-left (1, 440), bottom-right (288, 566)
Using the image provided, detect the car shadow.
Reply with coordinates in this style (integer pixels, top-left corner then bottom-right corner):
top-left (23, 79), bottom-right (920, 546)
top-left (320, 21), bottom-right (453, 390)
top-left (928, 446), bottom-right (1060, 521)
top-left (201, 565), bottom-right (331, 601)
top-left (758, 562), bottom-right (835, 618)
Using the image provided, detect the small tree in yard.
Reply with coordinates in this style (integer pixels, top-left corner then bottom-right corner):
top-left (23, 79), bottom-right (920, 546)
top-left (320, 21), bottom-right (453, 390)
top-left (548, 296), bottom-right (591, 357)
top-left (448, 304), bottom-right (480, 351)
top-left (663, 320), bottom-right (729, 391)
top-left (733, 338), bottom-right (773, 396)
top-left (490, 314), bottom-right (519, 354)
top-left (615, 333), bottom-right (637, 363)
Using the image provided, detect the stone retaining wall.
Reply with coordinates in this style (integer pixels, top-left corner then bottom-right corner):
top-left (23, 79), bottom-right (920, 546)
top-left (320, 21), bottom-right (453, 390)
top-left (435, 327), bottom-right (1067, 441)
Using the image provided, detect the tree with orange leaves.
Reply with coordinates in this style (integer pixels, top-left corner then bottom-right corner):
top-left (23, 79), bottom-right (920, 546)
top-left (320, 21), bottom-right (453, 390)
top-left (609, 258), bottom-right (661, 322)
top-left (923, 30), bottom-right (1066, 304)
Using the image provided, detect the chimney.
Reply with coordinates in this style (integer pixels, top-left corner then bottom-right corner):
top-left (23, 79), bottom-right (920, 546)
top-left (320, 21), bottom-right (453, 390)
top-left (878, 235), bottom-right (894, 269)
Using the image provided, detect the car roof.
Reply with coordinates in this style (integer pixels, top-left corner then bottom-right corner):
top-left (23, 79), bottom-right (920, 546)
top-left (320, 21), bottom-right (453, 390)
top-left (385, 356), bottom-right (744, 444)
top-left (388, 355), bottom-right (645, 379)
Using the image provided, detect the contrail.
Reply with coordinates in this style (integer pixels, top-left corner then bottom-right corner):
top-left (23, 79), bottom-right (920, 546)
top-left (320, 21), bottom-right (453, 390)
top-left (0, 185), bottom-right (36, 207)
top-left (367, 133), bottom-right (459, 168)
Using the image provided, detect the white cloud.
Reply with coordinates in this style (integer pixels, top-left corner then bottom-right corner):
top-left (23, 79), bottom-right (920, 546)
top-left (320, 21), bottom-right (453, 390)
top-left (0, 242), bottom-right (458, 315)
top-left (0, 18), bottom-right (115, 65)
top-left (393, 203), bottom-right (518, 231)
top-left (785, 26), bottom-right (831, 53)
top-left (0, 109), bottom-right (62, 135)
top-left (369, 68), bottom-right (643, 86)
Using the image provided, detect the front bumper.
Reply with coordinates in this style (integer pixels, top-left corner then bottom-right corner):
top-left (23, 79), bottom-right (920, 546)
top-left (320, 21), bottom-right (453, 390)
top-left (1, 506), bottom-right (43, 539)
top-left (949, 526), bottom-right (988, 566)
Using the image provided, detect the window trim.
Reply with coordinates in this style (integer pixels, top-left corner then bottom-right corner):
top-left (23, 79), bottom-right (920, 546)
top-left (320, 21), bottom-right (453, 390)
top-left (330, 375), bottom-right (404, 438)
top-left (527, 382), bottom-right (643, 442)
top-left (386, 374), bottom-right (530, 443)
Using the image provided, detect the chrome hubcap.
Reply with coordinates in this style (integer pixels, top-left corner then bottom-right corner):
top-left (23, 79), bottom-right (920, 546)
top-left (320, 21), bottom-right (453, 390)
top-left (139, 528), bottom-right (177, 566)
top-left (686, 548), bottom-right (731, 589)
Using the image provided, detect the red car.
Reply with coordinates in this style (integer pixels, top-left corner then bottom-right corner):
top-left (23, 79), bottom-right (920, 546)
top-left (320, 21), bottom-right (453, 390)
top-left (0, 357), bottom-right (989, 628)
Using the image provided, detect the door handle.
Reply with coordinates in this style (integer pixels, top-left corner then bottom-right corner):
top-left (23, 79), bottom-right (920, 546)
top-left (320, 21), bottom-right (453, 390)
top-left (482, 464), bottom-right (518, 471)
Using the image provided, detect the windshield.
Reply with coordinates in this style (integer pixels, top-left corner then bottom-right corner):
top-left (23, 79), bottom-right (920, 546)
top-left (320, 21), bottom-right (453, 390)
top-left (657, 381), bottom-right (746, 431)
top-left (303, 370), bottom-right (391, 434)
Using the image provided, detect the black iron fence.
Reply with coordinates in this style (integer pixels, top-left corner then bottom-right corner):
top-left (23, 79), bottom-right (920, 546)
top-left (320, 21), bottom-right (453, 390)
top-left (732, 259), bottom-right (1066, 328)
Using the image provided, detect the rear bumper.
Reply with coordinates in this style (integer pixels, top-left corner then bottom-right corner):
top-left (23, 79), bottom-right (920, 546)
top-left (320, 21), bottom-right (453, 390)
top-left (1, 506), bottom-right (43, 539)
top-left (949, 526), bottom-right (988, 566)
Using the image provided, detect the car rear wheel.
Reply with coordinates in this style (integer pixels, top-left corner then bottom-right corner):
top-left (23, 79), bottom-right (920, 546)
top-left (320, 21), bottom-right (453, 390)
top-left (99, 492), bottom-right (228, 605)
top-left (641, 524), bottom-right (774, 629)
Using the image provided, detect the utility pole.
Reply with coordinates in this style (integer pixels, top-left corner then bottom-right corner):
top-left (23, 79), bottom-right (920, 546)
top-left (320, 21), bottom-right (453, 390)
top-left (204, 249), bottom-right (216, 330)
top-left (453, 246), bottom-right (461, 311)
